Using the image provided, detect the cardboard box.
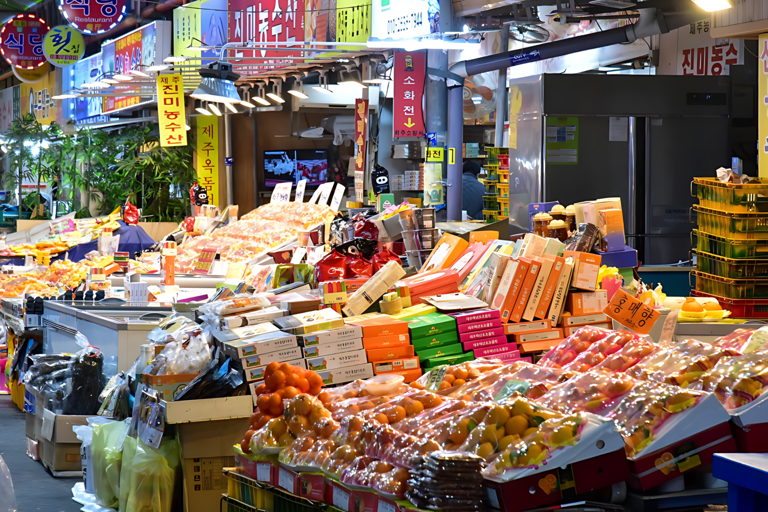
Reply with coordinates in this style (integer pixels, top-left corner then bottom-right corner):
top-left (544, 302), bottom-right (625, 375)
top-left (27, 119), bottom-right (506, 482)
top-left (177, 416), bottom-right (250, 512)
top-left (245, 358), bottom-right (306, 383)
top-left (345, 315), bottom-right (410, 338)
top-left (25, 410), bottom-right (34, 439)
top-left (302, 337), bottom-right (364, 357)
top-left (421, 233), bottom-right (469, 273)
top-left (214, 322), bottom-right (279, 345)
top-left (495, 353), bottom-right (531, 364)
top-left (599, 208), bottom-right (625, 251)
top-left (389, 304), bottom-right (436, 321)
top-left (373, 356), bottom-right (421, 374)
top-left (509, 258), bottom-right (541, 323)
top-left (473, 343), bottom-right (519, 359)
top-left (424, 352), bottom-right (474, 368)
top-left (519, 338), bottom-right (563, 353)
top-left (164, 395), bottom-right (253, 425)
top-left (143, 373), bottom-right (199, 400)
top-left (362, 333), bottom-right (411, 350)
top-left (402, 269), bottom-right (461, 298)
top-left (450, 308), bottom-right (500, 325)
top-left (594, 245), bottom-right (638, 268)
top-left (219, 331), bottom-right (298, 359)
top-left (39, 410), bottom-right (90, 472)
top-left (305, 349), bottom-right (368, 371)
top-left (407, 312), bottom-right (457, 338)
top-left (221, 306), bottom-right (285, 329)
top-left (317, 363), bottom-right (374, 385)
top-left (459, 327), bottom-right (505, 343)
top-left (565, 291), bottom-right (608, 316)
top-left (391, 368), bottom-right (423, 383)
top-left (503, 320), bottom-right (550, 335)
top-left (563, 321), bottom-right (612, 336)
top-left (416, 343), bottom-right (463, 362)
top-left (462, 336), bottom-right (508, 351)
top-left (342, 261), bottom-right (407, 317)
top-left (325, 479), bottom-right (377, 512)
top-left (511, 329), bottom-right (563, 344)
top-left (242, 346), bottom-right (304, 369)
top-left (411, 331), bottom-right (460, 351)
top-left (561, 312), bottom-right (609, 327)
top-left (274, 308), bottom-right (345, 334)
top-left (297, 326), bottom-right (363, 346)
top-left (275, 466), bottom-right (325, 500)
top-left (366, 345), bottom-right (414, 362)
top-left (564, 251), bottom-right (601, 291)
top-left (458, 319), bottom-right (503, 334)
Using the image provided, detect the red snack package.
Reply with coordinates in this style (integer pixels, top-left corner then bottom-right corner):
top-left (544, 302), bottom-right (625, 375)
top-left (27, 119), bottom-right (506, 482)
top-left (182, 217), bottom-right (195, 232)
top-left (354, 219), bottom-right (379, 240)
top-left (314, 250), bottom-right (347, 282)
top-left (347, 255), bottom-right (373, 278)
top-left (371, 248), bottom-right (402, 273)
top-left (123, 202), bottom-right (139, 225)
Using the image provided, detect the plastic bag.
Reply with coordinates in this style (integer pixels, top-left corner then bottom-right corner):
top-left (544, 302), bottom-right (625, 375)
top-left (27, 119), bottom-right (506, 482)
top-left (123, 202), bottom-right (139, 225)
top-left (536, 371), bottom-right (635, 416)
top-left (626, 339), bottom-right (736, 387)
top-left (124, 438), bottom-right (181, 512)
top-left (74, 417), bottom-right (113, 494)
top-left (538, 326), bottom-right (611, 368)
top-left (562, 331), bottom-right (644, 372)
top-left (371, 248), bottom-right (402, 273)
top-left (173, 355), bottom-right (244, 401)
top-left (0, 455), bottom-right (16, 512)
top-left (92, 419), bottom-right (128, 508)
top-left (701, 353), bottom-right (768, 410)
top-left (63, 350), bottom-right (105, 415)
top-left (119, 436), bottom-right (137, 512)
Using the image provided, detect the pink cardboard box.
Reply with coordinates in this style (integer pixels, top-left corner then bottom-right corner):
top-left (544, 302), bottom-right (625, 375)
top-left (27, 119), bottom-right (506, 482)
top-left (462, 336), bottom-right (508, 351)
top-left (458, 319), bottom-right (503, 334)
top-left (459, 327), bottom-right (505, 343)
top-left (474, 344), bottom-right (520, 359)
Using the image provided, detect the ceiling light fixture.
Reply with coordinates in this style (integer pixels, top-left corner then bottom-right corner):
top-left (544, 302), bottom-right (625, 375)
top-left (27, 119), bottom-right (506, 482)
top-left (190, 60), bottom-right (241, 103)
top-left (164, 56), bottom-right (187, 63)
top-left (82, 81), bottom-right (109, 89)
top-left (102, 78), bottom-right (119, 84)
top-left (130, 69), bottom-right (151, 77)
top-left (113, 74), bottom-right (133, 81)
top-left (340, 66), bottom-right (367, 89)
top-left (146, 64), bottom-right (171, 72)
top-left (224, 102), bottom-right (238, 113)
top-left (209, 103), bottom-right (222, 116)
top-left (266, 92), bottom-right (285, 103)
top-left (692, 0), bottom-right (731, 10)
top-left (287, 74), bottom-right (309, 99)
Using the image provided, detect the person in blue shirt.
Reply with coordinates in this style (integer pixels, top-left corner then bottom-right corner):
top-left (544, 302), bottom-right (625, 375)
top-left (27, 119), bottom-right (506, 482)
top-left (462, 160), bottom-right (485, 220)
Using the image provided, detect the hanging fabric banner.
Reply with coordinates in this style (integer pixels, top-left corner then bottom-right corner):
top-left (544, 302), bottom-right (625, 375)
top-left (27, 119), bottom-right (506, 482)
top-left (156, 73), bottom-right (187, 147)
top-left (196, 116), bottom-right (220, 207)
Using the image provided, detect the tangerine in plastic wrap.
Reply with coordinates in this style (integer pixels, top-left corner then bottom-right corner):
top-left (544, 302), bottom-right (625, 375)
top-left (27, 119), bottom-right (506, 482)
top-left (536, 371), bottom-right (636, 416)
top-left (626, 339), bottom-right (737, 387)
top-left (538, 326), bottom-right (612, 368)
top-left (701, 353), bottom-right (768, 410)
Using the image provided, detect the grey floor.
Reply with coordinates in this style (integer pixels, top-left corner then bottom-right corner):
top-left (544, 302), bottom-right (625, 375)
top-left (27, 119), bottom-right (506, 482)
top-left (0, 395), bottom-right (82, 512)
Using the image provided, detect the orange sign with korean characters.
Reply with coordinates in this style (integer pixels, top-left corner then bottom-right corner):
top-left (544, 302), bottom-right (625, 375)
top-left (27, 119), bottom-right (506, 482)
top-left (603, 288), bottom-right (661, 335)
top-left (354, 99), bottom-right (368, 203)
top-left (156, 73), bottom-right (187, 147)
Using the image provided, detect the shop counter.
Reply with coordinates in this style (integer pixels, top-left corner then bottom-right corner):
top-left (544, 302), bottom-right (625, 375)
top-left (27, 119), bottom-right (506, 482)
top-left (41, 301), bottom-right (194, 375)
top-left (713, 453), bottom-right (768, 512)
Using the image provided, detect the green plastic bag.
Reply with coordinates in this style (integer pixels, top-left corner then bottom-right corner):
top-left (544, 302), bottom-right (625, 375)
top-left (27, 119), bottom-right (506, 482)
top-left (92, 420), bottom-right (126, 508)
top-left (118, 436), bottom-right (137, 512)
top-left (125, 437), bottom-right (181, 512)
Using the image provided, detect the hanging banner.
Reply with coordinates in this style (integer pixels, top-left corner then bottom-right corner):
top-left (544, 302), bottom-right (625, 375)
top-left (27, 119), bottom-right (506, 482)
top-left (43, 25), bottom-right (84, 66)
top-left (101, 20), bottom-right (172, 113)
top-left (72, 52), bottom-right (103, 120)
top-left (371, 0), bottom-right (439, 39)
top-left (354, 99), bottom-right (368, 203)
top-left (59, 0), bottom-right (127, 35)
top-left (304, 0), bottom-right (370, 59)
top-left (21, 70), bottom-right (58, 125)
top-left (677, 20), bottom-right (742, 76)
top-left (1, 14), bottom-right (50, 70)
top-left (173, 0), bottom-right (226, 65)
top-left (393, 50), bottom-right (426, 140)
top-left (156, 73), bottom-right (187, 147)
top-left (228, 0), bottom-right (304, 72)
top-left (759, 34), bottom-right (768, 178)
top-left (196, 116), bottom-right (220, 207)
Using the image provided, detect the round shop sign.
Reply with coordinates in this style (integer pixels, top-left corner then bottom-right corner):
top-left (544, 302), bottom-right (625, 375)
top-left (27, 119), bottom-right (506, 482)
top-left (0, 14), bottom-right (50, 69)
top-left (11, 61), bottom-right (49, 83)
top-left (58, 0), bottom-right (127, 35)
top-left (43, 25), bottom-right (84, 66)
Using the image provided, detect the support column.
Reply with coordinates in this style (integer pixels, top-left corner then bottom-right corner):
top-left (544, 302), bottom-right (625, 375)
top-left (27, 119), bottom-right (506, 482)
top-left (446, 85), bottom-right (463, 221)
top-left (224, 113), bottom-right (233, 207)
top-left (494, 28), bottom-right (509, 148)
top-left (426, 50), bottom-right (448, 141)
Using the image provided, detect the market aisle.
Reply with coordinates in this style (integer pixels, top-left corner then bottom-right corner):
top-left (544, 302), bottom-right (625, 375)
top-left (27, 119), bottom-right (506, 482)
top-left (0, 396), bottom-right (81, 512)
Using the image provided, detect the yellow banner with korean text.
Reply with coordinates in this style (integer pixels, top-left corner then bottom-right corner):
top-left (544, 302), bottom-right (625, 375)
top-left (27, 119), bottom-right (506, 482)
top-left (196, 116), bottom-right (220, 207)
top-left (760, 34), bottom-right (768, 177)
top-left (156, 73), bottom-right (187, 147)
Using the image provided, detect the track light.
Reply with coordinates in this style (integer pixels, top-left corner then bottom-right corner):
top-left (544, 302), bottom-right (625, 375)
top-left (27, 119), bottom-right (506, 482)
top-left (196, 107), bottom-right (213, 115)
top-left (224, 102), bottom-right (238, 113)
top-left (266, 92), bottom-right (285, 103)
top-left (208, 104), bottom-right (222, 116)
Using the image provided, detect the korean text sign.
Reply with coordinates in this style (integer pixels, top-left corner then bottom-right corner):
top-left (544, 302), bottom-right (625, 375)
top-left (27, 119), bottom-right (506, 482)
top-left (156, 73), bottom-right (187, 147)
top-left (43, 25), bottom-right (84, 66)
top-left (354, 99), bottom-right (368, 203)
top-left (196, 116), bottom-right (220, 207)
top-left (59, 0), bottom-right (127, 35)
top-left (228, 0), bottom-right (303, 71)
top-left (603, 288), bottom-right (660, 335)
top-left (393, 50), bottom-right (426, 139)
top-left (678, 21), bottom-right (742, 76)
top-left (1, 14), bottom-right (50, 69)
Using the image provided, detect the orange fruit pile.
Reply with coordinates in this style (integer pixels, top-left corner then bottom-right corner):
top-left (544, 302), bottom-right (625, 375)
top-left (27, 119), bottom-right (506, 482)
top-left (251, 362), bottom-right (325, 428)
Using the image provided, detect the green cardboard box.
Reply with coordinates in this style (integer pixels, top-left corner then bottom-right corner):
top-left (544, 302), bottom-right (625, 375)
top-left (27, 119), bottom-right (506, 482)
top-left (425, 352), bottom-right (474, 368)
top-left (408, 313), bottom-right (457, 339)
top-left (416, 342), bottom-right (463, 362)
top-left (411, 331), bottom-right (459, 351)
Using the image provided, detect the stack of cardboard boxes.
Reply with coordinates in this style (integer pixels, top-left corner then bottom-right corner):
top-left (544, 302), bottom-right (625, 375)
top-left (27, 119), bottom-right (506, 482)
top-left (408, 312), bottom-right (462, 369)
top-left (452, 309), bottom-right (524, 363)
top-left (346, 315), bottom-right (421, 382)
top-left (299, 325), bottom-right (374, 384)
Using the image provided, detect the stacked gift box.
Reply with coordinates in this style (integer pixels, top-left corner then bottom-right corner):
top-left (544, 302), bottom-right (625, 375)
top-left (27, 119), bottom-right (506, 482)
top-left (452, 309), bottom-right (526, 363)
top-left (345, 315), bottom-right (421, 382)
top-left (407, 312), bottom-right (463, 369)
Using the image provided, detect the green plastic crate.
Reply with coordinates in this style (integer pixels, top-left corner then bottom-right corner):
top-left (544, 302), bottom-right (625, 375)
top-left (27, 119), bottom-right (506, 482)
top-left (693, 230), bottom-right (768, 259)
top-left (695, 251), bottom-right (768, 279)
top-left (693, 177), bottom-right (768, 213)
top-left (693, 205), bottom-right (768, 240)
top-left (693, 270), bottom-right (768, 299)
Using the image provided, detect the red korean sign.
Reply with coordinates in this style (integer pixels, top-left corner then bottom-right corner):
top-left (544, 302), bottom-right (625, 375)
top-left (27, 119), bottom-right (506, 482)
top-left (59, 0), bottom-right (127, 35)
top-left (0, 14), bottom-right (50, 70)
top-left (678, 20), bottom-right (742, 76)
top-left (105, 26), bottom-right (144, 112)
top-left (228, 0), bottom-right (304, 72)
top-left (354, 99), bottom-right (368, 203)
top-left (393, 50), bottom-right (426, 139)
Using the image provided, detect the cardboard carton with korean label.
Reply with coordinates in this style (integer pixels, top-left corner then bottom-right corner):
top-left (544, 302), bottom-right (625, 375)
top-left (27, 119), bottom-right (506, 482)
top-left (317, 363), bottom-right (374, 385)
top-left (242, 346), bottom-right (304, 369)
top-left (373, 356), bottom-right (420, 375)
top-left (302, 337), bottom-right (364, 358)
top-left (218, 331), bottom-right (298, 359)
top-left (564, 251), bottom-right (601, 291)
top-left (305, 349), bottom-right (368, 371)
top-left (297, 325), bottom-right (363, 346)
top-left (39, 409), bottom-right (90, 472)
top-left (566, 291), bottom-right (608, 316)
top-left (246, 358), bottom-right (306, 383)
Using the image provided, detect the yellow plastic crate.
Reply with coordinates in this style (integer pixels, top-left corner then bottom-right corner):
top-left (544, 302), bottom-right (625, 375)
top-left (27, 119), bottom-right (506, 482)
top-left (693, 177), bottom-right (768, 213)
top-left (483, 210), bottom-right (501, 223)
top-left (695, 251), bottom-right (768, 279)
top-left (224, 469), bottom-right (275, 510)
top-left (498, 198), bottom-right (509, 216)
top-left (694, 205), bottom-right (768, 240)
top-left (499, 170), bottom-right (509, 183)
top-left (483, 181), bottom-right (498, 195)
top-left (694, 230), bottom-right (768, 259)
top-left (498, 184), bottom-right (509, 199)
top-left (693, 270), bottom-right (768, 300)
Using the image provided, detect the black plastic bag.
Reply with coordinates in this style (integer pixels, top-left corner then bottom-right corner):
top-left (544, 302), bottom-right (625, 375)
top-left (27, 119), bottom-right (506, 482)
top-left (173, 352), bottom-right (245, 401)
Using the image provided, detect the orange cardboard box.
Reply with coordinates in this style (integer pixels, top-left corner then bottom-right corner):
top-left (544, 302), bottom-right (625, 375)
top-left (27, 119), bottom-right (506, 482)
top-left (563, 321), bottom-right (612, 337)
top-left (421, 233), bottom-right (469, 273)
top-left (366, 345), bottom-right (415, 362)
top-left (565, 291), bottom-right (608, 316)
top-left (362, 333), bottom-right (411, 350)
top-left (511, 328), bottom-right (563, 344)
top-left (372, 356), bottom-right (421, 375)
top-left (564, 251), bottom-right (601, 291)
top-left (519, 338), bottom-right (563, 353)
top-left (508, 259), bottom-right (540, 323)
top-left (391, 368), bottom-right (423, 383)
top-left (345, 316), bottom-right (410, 338)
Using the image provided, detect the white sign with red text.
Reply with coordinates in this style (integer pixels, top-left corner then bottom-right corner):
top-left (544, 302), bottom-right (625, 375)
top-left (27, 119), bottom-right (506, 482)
top-left (677, 20), bottom-right (742, 76)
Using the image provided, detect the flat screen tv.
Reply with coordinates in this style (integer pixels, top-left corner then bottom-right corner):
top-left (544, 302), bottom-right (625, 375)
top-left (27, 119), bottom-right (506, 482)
top-left (264, 150), bottom-right (328, 187)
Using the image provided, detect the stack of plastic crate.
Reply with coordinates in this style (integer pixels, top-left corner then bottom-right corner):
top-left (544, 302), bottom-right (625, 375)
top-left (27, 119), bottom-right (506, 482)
top-left (482, 147), bottom-right (509, 223)
top-left (497, 154), bottom-right (510, 217)
top-left (691, 177), bottom-right (768, 318)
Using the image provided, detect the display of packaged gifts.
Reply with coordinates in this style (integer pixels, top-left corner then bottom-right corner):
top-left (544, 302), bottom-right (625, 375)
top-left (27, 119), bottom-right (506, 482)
top-left (273, 308), bottom-right (345, 334)
top-left (342, 261), bottom-right (407, 317)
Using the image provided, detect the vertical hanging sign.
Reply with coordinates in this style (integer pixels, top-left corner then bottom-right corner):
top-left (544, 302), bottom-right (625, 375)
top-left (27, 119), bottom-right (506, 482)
top-left (760, 34), bottom-right (768, 177)
top-left (196, 116), bottom-right (220, 207)
top-left (156, 73), bottom-right (187, 147)
top-left (393, 50), bottom-right (426, 140)
top-left (354, 99), bottom-right (368, 203)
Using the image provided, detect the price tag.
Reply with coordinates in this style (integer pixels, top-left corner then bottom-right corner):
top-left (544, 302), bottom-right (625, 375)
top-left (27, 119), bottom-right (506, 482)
top-left (425, 365), bottom-right (447, 391)
top-left (256, 462), bottom-right (271, 483)
top-left (330, 185), bottom-right (345, 212)
top-left (162, 241), bottom-right (177, 257)
top-left (318, 182), bottom-right (334, 205)
top-left (271, 182), bottom-right (292, 204)
top-left (295, 179), bottom-right (307, 203)
top-left (308, 187), bottom-right (322, 204)
top-left (603, 288), bottom-right (661, 335)
top-left (494, 380), bottom-right (530, 402)
top-left (290, 247), bottom-right (308, 264)
top-left (332, 485), bottom-right (350, 511)
top-left (278, 468), bottom-right (295, 492)
top-left (378, 499), bottom-right (396, 512)
top-left (193, 248), bottom-right (218, 275)
top-left (426, 147), bottom-right (444, 162)
top-left (91, 267), bottom-right (106, 282)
